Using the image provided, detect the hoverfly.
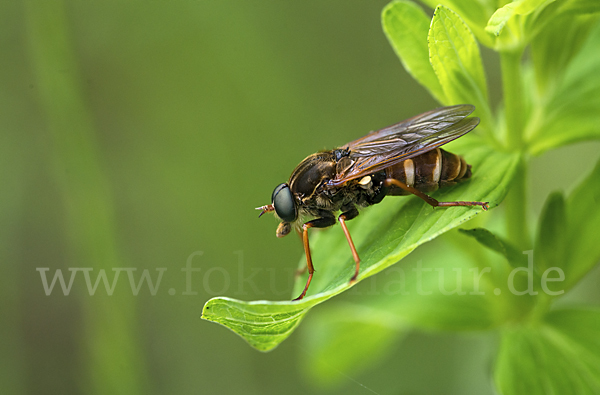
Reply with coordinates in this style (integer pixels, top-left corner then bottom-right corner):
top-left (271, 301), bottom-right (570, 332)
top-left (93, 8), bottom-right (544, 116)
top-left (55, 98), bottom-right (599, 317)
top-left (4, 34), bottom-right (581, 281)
top-left (257, 105), bottom-right (489, 300)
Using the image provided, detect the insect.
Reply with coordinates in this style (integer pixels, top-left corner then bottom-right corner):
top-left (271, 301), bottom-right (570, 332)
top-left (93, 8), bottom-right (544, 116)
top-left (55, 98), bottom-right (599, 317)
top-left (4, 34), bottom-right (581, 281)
top-left (257, 105), bottom-right (489, 300)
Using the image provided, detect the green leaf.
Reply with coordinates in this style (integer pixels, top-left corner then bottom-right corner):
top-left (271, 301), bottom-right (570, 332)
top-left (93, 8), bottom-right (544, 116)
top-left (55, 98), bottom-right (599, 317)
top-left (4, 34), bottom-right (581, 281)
top-left (382, 1), bottom-right (446, 104)
top-left (459, 228), bottom-right (528, 268)
top-left (202, 143), bottom-right (520, 351)
top-left (528, 20), bottom-right (600, 154)
top-left (485, 0), bottom-right (552, 37)
top-left (428, 6), bottom-right (491, 125)
top-left (563, 157), bottom-right (600, 290)
top-left (529, 6), bottom-right (599, 95)
top-left (494, 307), bottom-right (600, 394)
top-left (419, 0), bottom-right (496, 48)
top-left (534, 191), bottom-right (566, 274)
top-left (201, 297), bottom-right (310, 352)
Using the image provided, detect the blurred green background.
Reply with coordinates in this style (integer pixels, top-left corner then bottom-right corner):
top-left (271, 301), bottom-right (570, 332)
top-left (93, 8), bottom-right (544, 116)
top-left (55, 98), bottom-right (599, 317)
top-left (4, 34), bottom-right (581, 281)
top-left (3, 1), bottom-right (600, 394)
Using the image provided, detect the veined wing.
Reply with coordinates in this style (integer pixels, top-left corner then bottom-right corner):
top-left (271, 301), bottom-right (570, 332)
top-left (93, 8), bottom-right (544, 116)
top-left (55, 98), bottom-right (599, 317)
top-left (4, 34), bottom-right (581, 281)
top-left (329, 105), bottom-right (479, 186)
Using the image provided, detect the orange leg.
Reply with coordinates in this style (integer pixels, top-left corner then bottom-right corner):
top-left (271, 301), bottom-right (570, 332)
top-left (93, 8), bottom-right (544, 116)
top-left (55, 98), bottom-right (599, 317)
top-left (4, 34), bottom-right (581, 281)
top-left (293, 223), bottom-right (315, 301)
top-left (338, 211), bottom-right (360, 283)
top-left (383, 179), bottom-right (489, 211)
top-left (293, 216), bottom-right (336, 301)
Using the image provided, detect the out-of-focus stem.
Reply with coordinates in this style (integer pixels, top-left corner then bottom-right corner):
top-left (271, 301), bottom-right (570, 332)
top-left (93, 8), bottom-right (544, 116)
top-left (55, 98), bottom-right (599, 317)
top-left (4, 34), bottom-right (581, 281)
top-left (505, 156), bottom-right (529, 252)
top-left (24, 1), bottom-right (146, 394)
top-left (500, 49), bottom-right (525, 150)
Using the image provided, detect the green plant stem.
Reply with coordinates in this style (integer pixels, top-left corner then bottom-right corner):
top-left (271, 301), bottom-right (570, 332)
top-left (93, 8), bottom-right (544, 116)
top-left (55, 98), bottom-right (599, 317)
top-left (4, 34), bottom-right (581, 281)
top-left (500, 49), bottom-right (525, 149)
top-left (505, 156), bottom-right (529, 251)
top-left (527, 292), bottom-right (552, 326)
top-left (500, 46), bottom-right (530, 250)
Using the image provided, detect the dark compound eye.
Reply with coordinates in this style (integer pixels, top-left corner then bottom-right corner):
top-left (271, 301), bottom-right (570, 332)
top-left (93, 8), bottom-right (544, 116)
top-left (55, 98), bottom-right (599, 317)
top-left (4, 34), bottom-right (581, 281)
top-left (271, 183), bottom-right (297, 223)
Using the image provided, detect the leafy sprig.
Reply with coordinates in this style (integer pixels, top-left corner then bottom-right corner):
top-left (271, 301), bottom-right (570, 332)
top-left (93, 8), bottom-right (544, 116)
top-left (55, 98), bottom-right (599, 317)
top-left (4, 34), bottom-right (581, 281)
top-left (203, 3), bottom-right (600, 392)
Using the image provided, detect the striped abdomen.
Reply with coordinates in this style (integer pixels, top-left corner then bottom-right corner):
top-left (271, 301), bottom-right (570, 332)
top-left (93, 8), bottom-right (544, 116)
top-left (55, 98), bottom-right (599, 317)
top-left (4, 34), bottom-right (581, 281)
top-left (384, 148), bottom-right (471, 195)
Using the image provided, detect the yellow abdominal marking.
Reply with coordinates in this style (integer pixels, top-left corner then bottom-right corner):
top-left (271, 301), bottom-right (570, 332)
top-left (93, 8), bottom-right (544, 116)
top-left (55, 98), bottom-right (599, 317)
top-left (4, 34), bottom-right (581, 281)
top-left (433, 148), bottom-right (442, 183)
top-left (403, 159), bottom-right (415, 187)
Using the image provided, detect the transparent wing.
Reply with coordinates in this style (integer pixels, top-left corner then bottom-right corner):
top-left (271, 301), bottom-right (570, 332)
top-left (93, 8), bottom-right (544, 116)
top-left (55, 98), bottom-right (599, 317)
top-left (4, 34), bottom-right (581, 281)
top-left (329, 105), bottom-right (479, 186)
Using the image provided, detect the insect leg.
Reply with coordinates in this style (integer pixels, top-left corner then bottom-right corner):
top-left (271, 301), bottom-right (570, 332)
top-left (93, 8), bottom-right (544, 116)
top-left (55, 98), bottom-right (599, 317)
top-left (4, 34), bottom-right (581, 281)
top-left (338, 207), bottom-right (361, 283)
top-left (383, 178), bottom-right (489, 210)
top-left (293, 216), bottom-right (336, 301)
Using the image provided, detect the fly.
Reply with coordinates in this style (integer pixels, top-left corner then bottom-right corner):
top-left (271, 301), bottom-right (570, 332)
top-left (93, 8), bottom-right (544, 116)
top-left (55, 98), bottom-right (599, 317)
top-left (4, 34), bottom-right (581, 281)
top-left (257, 104), bottom-right (489, 300)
